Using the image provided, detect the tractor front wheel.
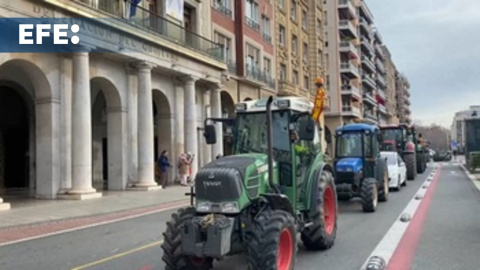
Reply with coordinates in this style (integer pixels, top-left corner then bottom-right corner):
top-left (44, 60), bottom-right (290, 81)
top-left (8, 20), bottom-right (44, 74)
top-left (247, 209), bottom-right (296, 270)
top-left (301, 170), bottom-right (337, 250)
top-left (161, 207), bottom-right (213, 270)
top-left (404, 153), bottom-right (417, 180)
top-left (361, 178), bottom-right (378, 213)
top-left (378, 166), bottom-right (389, 202)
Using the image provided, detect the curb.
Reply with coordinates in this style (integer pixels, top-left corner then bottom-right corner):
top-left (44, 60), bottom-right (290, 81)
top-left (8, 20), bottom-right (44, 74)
top-left (0, 199), bottom-right (190, 247)
top-left (458, 163), bottom-right (480, 191)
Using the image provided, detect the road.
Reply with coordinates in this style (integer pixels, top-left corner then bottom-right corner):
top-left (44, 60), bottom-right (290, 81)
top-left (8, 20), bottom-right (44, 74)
top-left (1, 161), bottom-right (479, 270)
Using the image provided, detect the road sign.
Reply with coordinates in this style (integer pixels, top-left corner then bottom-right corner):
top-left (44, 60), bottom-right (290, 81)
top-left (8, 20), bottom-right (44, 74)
top-left (451, 141), bottom-right (457, 148)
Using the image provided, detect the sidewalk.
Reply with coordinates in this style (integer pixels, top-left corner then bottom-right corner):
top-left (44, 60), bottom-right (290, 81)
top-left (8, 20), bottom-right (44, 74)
top-left (0, 185), bottom-right (192, 229)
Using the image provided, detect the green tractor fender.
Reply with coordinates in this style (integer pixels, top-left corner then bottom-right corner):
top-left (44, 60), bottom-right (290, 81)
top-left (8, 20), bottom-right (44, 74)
top-left (305, 162), bottom-right (335, 217)
top-left (261, 193), bottom-right (296, 216)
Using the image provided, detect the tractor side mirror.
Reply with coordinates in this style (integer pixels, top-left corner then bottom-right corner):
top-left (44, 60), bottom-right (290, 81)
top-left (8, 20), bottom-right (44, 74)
top-left (298, 117), bottom-right (315, 141)
top-left (204, 125), bottom-right (217, 144)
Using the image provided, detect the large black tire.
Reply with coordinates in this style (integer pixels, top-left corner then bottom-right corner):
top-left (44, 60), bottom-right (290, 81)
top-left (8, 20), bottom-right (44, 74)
top-left (161, 207), bottom-right (213, 270)
top-left (361, 178), bottom-right (378, 213)
top-left (247, 209), bottom-right (296, 270)
top-left (404, 153), bottom-right (417, 180)
top-left (377, 163), bottom-right (389, 202)
top-left (301, 170), bottom-right (337, 250)
top-left (416, 153), bottom-right (426, 174)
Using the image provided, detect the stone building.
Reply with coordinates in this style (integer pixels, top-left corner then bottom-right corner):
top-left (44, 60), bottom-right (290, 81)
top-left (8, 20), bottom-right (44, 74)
top-left (0, 0), bottom-right (231, 208)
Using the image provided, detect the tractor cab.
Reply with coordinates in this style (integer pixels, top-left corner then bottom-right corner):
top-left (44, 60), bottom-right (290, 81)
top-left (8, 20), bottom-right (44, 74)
top-left (333, 123), bottom-right (389, 212)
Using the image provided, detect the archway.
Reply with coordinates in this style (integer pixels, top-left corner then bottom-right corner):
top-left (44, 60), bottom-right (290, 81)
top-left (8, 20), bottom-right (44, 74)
top-left (221, 91), bottom-right (235, 156)
top-left (0, 59), bottom-right (55, 199)
top-left (91, 77), bottom-right (124, 191)
top-left (153, 90), bottom-right (172, 185)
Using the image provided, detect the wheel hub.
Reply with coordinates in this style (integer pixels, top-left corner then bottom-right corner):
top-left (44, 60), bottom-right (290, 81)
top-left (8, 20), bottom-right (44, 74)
top-left (277, 228), bottom-right (293, 270)
top-left (323, 186), bottom-right (336, 235)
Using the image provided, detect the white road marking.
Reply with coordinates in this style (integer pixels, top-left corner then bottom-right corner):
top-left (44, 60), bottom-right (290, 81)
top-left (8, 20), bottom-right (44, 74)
top-left (359, 168), bottom-right (439, 270)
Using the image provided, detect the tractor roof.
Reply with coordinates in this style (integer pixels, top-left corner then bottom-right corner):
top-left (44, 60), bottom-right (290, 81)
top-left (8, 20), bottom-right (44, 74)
top-left (335, 123), bottom-right (378, 133)
top-left (235, 96), bottom-right (313, 113)
top-left (379, 124), bottom-right (408, 129)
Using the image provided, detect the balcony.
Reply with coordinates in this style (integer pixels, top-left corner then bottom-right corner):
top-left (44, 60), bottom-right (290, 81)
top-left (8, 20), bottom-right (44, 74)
top-left (363, 92), bottom-right (376, 105)
top-left (405, 98), bottom-right (411, 105)
top-left (212, 2), bottom-right (233, 18)
top-left (377, 88), bottom-right (386, 101)
top-left (341, 84), bottom-right (362, 100)
top-left (340, 62), bottom-right (360, 79)
top-left (361, 56), bottom-right (375, 73)
top-left (364, 111), bottom-right (378, 122)
top-left (376, 58), bottom-right (386, 74)
top-left (338, 0), bottom-right (357, 19)
top-left (342, 105), bottom-right (362, 117)
top-left (339, 20), bottom-right (358, 38)
top-left (375, 44), bottom-right (385, 59)
top-left (226, 59), bottom-right (237, 75)
top-left (373, 29), bottom-right (383, 44)
top-left (339, 41), bottom-right (359, 59)
top-left (359, 18), bottom-right (372, 37)
top-left (376, 74), bottom-right (386, 87)
top-left (245, 64), bottom-right (275, 88)
top-left (362, 75), bottom-right (376, 89)
top-left (77, 0), bottom-right (225, 61)
top-left (245, 16), bottom-right (260, 32)
top-left (359, 1), bottom-right (374, 24)
top-left (361, 38), bottom-right (374, 57)
top-left (378, 104), bottom-right (387, 115)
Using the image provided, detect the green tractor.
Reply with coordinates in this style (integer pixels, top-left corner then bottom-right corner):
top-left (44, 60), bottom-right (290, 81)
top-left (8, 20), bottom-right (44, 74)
top-left (161, 96), bottom-right (337, 270)
top-left (333, 123), bottom-right (389, 212)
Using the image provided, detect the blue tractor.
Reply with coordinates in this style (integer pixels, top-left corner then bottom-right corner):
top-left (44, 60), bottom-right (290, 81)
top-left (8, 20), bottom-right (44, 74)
top-left (333, 123), bottom-right (389, 212)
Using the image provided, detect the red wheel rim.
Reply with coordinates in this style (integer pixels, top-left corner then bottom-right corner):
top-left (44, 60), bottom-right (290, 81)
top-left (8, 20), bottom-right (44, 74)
top-left (323, 186), bottom-right (336, 235)
top-left (277, 228), bottom-right (293, 270)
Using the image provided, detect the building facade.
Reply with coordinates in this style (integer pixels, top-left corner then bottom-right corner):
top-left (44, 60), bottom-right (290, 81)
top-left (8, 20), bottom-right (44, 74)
top-left (395, 73), bottom-right (412, 124)
top-left (450, 106), bottom-right (480, 151)
top-left (382, 45), bottom-right (399, 124)
top-left (0, 0), bottom-right (233, 207)
top-left (373, 28), bottom-right (388, 124)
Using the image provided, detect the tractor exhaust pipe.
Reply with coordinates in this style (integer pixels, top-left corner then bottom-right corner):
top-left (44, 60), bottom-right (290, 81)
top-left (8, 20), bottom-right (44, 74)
top-left (266, 96), bottom-right (276, 192)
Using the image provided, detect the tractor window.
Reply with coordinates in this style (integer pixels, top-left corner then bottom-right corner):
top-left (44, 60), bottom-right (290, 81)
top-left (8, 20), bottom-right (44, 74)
top-left (336, 132), bottom-right (363, 157)
top-left (235, 111), bottom-right (291, 162)
top-left (381, 129), bottom-right (403, 142)
top-left (365, 135), bottom-right (372, 157)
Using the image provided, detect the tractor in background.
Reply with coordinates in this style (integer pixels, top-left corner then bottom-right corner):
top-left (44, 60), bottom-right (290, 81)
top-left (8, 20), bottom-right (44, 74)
top-left (333, 123), bottom-right (389, 212)
top-left (161, 95), bottom-right (337, 270)
top-left (379, 124), bottom-right (426, 180)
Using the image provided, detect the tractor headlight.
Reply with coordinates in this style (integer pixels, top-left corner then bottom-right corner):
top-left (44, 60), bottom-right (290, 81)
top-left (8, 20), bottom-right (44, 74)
top-left (221, 202), bottom-right (239, 213)
top-left (196, 202), bottom-right (211, 212)
top-left (346, 167), bottom-right (353, 172)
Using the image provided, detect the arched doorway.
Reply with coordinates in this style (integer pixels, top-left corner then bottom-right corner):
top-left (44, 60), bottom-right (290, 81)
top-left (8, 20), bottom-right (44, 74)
top-left (153, 90), bottom-right (172, 184)
top-left (0, 59), bottom-right (54, 199)
top-left (221, 91), bottom-right (235, 156)
top-left (91, 77), bottom-right (124, 191)
top-left (0, 85), bottom-right (30, 191)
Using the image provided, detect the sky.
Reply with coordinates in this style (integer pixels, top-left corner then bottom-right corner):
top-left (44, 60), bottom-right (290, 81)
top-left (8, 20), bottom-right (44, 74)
top-left (366, 0), bottom-right (480, 128)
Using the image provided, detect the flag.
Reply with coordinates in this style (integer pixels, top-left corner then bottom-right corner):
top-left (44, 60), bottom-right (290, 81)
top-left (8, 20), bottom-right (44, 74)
top-left (311, 87), bottom-right (326, 122)
top-left (130, 0), bottom-right (142, 18)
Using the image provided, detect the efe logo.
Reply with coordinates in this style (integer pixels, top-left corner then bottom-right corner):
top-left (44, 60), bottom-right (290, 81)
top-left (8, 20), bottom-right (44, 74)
top-left (19, 24), bottom-right (80, 45)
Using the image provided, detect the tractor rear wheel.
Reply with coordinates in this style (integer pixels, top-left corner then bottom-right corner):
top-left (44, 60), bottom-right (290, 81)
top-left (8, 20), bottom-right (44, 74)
top-left (361, 178), bottom-right (378, 213)
top-left (161, 207), bottom-right (213, 270)
top-left (378, 164), bottom-right (389, 202)
top-left (404, 153), bottom-right (417, 180)
top-left (301, 170), bottom-right (337, 250)
top-left (247, 209), bottom-right (296, 270)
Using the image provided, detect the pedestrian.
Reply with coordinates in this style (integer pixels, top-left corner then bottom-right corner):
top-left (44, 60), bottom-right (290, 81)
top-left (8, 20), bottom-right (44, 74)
top-left (157, 150), bottom-right (172, 189)
top-left (178, 152), bottom-right (190, 186)
top-left (187, 152), bottom-right (195, 184)
top-left (453, 149), bottom-right (458, 161)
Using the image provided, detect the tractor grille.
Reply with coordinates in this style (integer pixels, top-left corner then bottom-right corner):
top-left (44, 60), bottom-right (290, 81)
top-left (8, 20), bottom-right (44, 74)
top-left (335, 172), bottom-right (355, 184)
top-left (195, 167), bottom-right (244, 202)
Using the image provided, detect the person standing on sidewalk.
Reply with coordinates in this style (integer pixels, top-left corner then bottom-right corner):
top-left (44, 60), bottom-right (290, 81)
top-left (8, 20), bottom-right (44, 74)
top-left (157, 150), bottom-right (172, 189)
top-left (178, 152), bottom-right (190, 186)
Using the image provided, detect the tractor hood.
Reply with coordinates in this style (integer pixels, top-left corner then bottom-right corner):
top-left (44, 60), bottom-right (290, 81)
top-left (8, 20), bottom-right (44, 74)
top-left (336, 157), bottom-right (363, 173)
top-left (194, 154), bottom-right (271, 206)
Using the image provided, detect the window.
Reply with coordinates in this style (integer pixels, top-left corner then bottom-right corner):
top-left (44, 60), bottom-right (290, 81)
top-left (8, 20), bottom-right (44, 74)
top-left (278, 0), bottom-right (284, 8)
top-left (304, 76), bottom-right (309, 90)
top-left (184, 5), bottom-right (193, 30)
top-left (246, 0), bottom-right (259, 22)
top-left (303, 43), bottom-right (308, 61)
top-left (264, 57), bottom-right (271, 74)
top-left (279, 24), bottom-right (286, 47)
top-left (293, 70), bottom-right (299, 84)
top-left (317, 19), bottom-right (322, 37)
top-left (302, 9), bottom-right (307, 29)
top-left (318, 49), bottom-right (323, 67)
top-left (280, 64), bottom-right (287, 80)
top-left (291, 0), bottom-right (297, 21)
top-left (213, 0), bottom-right (232, 17)
top-left (214, 31), bottom-right (231, 61)
top-left (292, 34), bottom-right (298, 54)
top-left (246, 43), bottom-right (260, 70)
top-left (262, 16), bottom-right (271, 42)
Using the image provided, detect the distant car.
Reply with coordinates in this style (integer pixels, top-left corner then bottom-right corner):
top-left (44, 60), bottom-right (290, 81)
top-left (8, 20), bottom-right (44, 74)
top-left (433, 151), bottom-right (452, 162)
top-left (380, 151), bottom-right (407, 191)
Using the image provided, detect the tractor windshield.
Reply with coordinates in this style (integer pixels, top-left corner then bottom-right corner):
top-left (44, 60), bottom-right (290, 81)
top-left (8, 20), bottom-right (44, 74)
top-left (335, 132), bottom-right (364, 157)
top-left (381, 128), bottom-right (403, 142)
top-left (234, 111), bottom-right (291, 160)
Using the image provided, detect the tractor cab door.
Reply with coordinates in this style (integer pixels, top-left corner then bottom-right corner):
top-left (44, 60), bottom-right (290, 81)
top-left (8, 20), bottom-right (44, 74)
top-left (363, 133), bottom-right (376, 179)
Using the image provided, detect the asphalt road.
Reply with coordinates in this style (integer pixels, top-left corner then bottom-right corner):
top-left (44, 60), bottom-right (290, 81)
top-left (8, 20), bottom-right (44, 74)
top-left (1, 161), bottom-right (479, 270)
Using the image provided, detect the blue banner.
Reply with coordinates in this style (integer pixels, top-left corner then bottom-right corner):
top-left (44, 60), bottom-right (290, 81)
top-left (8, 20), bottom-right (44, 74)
top-left (0, 17), bottom-right (152, 53)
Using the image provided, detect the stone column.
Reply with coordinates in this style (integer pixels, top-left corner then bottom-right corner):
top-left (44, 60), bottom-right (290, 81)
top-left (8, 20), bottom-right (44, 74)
top-left (210, 85), bottom-right (223, 158)
top-left (59, 56), bottom-right (72, 193)
top-left (68, 52), bottom-right (101, 199)
top-left (173, 82), bottom-right (184, 183)
top-left (125, 65), bottom-right (138, 185)
top-left (0, 133), bottom-right (9, 210)
top-left (133, 62), bottom-right (159, 189)
top-left (184, 75), bottom-right (199, 178)
top-left (202, 90), bottom-right (212, 164)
